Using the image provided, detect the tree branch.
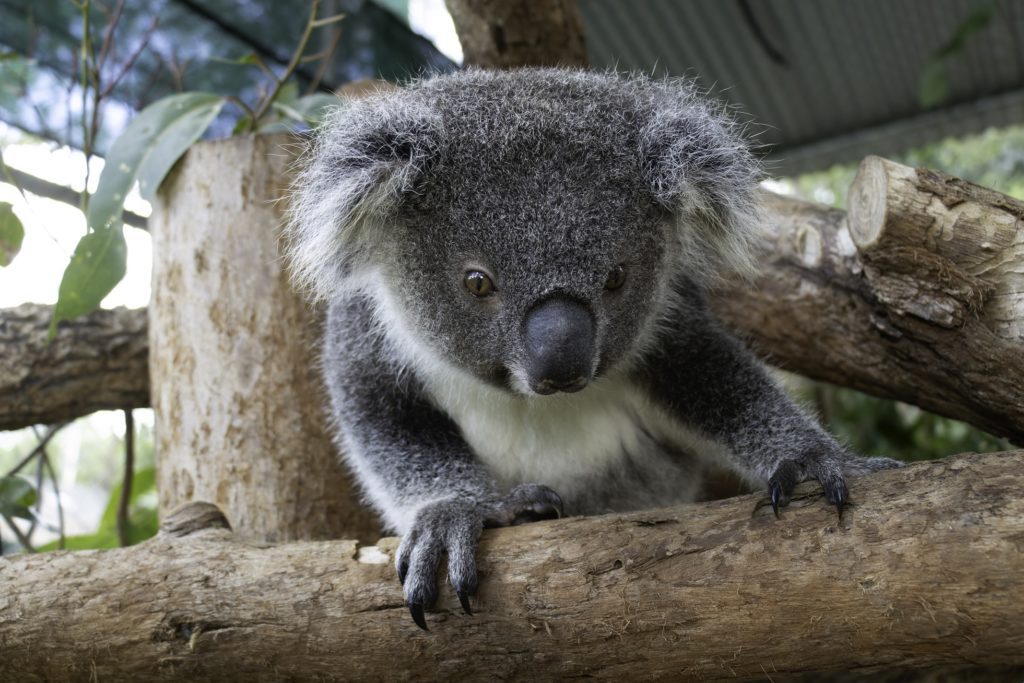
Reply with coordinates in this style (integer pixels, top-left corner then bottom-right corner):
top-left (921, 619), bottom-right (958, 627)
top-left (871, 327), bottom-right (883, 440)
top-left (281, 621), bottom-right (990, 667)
top-left (0, 304), bottom-right (148, 430)
top-left (0, 165), bottom-right (149, 230)
top-left (1, 451), bottom-right (1021, 680)
top-left (709, 159), bottom-right (1024, 444)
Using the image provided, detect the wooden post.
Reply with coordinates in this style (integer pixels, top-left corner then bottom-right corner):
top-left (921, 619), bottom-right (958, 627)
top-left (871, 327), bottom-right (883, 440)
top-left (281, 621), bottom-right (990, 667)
top-left (148, 134), bottom-right (381, 543)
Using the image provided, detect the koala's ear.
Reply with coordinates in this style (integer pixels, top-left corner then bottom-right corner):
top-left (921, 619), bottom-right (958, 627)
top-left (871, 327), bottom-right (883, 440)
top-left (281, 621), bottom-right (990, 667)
top-left (286, 94), bottom-right (442, 300)
top-left (640, 96), bottom-right (761, 282)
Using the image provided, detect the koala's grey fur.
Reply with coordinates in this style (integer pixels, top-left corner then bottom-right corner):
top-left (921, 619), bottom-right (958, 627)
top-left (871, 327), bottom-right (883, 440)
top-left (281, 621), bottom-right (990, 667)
top-left (286, 68), bottom-right (901, 629)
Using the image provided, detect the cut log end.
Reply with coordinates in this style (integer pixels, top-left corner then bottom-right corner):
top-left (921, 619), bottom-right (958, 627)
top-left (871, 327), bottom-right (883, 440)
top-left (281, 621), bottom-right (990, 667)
top-left (847, 154), bottom-right (893, 250)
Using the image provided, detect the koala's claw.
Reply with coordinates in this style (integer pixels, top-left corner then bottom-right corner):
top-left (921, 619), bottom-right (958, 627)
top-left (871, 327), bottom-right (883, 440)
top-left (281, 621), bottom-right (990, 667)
top-left (823, 477), bottom-right (849, 520)
top-left (483, 483), bottom-right (564, 527)
top-left (766, 459), bottom-right (800, 518)
top-left (768, 480), bottom-right (783, 519)
top-left (397, 559), bottom-right (409, 585)
top-left (766, 453), bottom-right (900, 521)
top-left (456, 590), bottom-right (473, 615)
top-left (409, 603), bottom-right (428, 631)
top-left (395, 498), bottom-right (481, 630)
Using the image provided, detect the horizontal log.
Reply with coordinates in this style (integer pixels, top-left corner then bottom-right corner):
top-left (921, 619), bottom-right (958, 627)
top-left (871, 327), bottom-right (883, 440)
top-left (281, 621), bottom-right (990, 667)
top-left (0, 304), bottom-right (148, 430)
top-left (710, 166), bottom-right (1024, 443)
top-left (1, 450), bottom-right (1022, 681)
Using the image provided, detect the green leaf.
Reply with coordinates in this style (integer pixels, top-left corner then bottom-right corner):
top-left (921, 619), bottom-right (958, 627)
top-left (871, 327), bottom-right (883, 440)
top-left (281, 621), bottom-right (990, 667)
top-left (37, 466), bottom-right (159, 551)
top-left (51, 93), bottom-right (224, 333)
top-left (273, 81), bottom-right (300, 106)
top-left (211, 52), bottom-right (263, 66)
top-left (98, 467), bottom-right (156, 531)
top-left (0, 475), bottom-right (37, 520)
top-left (0, 201), bottom-right (25, 267)
top-left (292, 93), bottom-right (341, 125)
top-left (232, 114), bottom-right (253, 135)
top-left (89, 91), bottom-right (225, 230)
top-left (135, 98), bottom-right (227, 202)
top-left (49, 228), bottom-right (127, 338)
top-left (369, 0), bottom-right (409, 24)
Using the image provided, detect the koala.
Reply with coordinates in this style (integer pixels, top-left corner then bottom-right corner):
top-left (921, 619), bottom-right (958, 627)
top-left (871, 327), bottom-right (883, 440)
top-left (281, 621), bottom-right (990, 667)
top-left (286, 68), bottom-right (901, 630)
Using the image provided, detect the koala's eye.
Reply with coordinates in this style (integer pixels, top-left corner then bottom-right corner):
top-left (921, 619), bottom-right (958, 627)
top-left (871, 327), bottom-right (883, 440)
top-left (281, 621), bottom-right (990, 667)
top-left (604, 265), bottom-right (626, 291)
top-left (464, 270), bottom-right (495, 297)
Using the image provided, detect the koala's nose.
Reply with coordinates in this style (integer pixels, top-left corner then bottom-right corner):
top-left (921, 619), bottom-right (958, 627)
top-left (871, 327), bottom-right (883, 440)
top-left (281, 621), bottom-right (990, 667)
top-left (522, 297), bottom-right (595, 394)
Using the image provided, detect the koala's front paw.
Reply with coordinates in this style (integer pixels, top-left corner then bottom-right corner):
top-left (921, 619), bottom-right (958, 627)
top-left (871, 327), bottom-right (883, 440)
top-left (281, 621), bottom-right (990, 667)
top-left (482, 483), bottom-right (564, 527)
top-left (767, 451), bottom-right (902, 519)
top-left (396, 499), bottom-right (483, 630)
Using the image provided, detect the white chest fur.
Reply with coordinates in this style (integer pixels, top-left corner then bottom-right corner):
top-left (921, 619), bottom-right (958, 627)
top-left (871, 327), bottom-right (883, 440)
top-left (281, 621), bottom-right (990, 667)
top-left (423, 368), bottom-right (675, 492)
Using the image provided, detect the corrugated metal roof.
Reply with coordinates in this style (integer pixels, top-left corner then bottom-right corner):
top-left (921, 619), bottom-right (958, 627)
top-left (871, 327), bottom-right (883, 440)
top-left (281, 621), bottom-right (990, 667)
top-left (580, 0), bottom-right (1024, 174)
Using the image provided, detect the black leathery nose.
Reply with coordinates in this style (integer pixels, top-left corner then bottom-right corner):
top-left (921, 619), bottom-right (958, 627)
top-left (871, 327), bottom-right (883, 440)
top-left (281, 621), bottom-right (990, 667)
top-left (522, 297), bottom-right (595, 394)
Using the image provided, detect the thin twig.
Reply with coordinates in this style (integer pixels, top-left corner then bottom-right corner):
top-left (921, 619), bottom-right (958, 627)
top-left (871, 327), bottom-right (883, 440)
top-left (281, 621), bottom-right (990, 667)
top-left (41, 450), bottom-right (65, 550)
top-left (1, 512), bottom-right (36, 553)
top-left (26, 427), bottom-right (46, 538)
top-left (98, 16), bottom-right (159, 99)
top-left (116, 409), bottom-right (135, 547)
top-left (96, 0), bottom-right (125, 70)
top-left (5, 422), bottom-right (71, 478)
top-left (247, 0), bottom-right (324, 130)
top-left (78, 0), bottom-right (93, 213)
top-left (306, 21), bottom-right (344, 95)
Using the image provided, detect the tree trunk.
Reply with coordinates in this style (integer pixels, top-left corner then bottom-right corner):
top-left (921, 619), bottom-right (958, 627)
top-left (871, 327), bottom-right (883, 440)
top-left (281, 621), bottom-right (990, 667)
top-left (148, 134), bottom-right (381, 544)
top-left (709, 160), bottom-right (1024, 443)
top-left (0, 303), bottom-right (148, 430)
top-left (1, 450), bottom-right (1022, 681)
top-left (445, 0), bottom-right (589, 68)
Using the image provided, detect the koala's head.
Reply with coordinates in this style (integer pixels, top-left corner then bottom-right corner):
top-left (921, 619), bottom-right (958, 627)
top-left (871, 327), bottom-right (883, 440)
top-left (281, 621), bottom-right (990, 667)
top-left (288, 69), bottom-right (759, 395)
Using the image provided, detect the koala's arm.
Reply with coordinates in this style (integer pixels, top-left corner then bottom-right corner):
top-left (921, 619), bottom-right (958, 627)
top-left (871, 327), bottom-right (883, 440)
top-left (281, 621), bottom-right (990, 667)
top-left (322, 297), bottom-right (562, 629)
top-left (635, 285), bottom-right (901, 514)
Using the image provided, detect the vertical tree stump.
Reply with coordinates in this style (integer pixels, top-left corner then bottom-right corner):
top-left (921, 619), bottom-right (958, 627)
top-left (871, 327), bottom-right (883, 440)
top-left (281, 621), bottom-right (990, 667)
top-left (149, 134), bottom-right (381, 543)
top-left (445, 0), bottom-right (589, 68)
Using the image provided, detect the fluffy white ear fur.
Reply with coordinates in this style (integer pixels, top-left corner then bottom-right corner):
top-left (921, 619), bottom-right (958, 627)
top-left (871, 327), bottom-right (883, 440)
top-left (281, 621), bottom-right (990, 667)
top-left (285, 94), bottom-right (443, 301)
top-left (640, 88), bottom-right (762, 282)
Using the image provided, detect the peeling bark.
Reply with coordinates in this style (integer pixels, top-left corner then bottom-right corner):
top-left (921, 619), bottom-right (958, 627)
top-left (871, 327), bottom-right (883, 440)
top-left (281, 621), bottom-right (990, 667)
top-left (1, 451), bottom-right (1022, 681)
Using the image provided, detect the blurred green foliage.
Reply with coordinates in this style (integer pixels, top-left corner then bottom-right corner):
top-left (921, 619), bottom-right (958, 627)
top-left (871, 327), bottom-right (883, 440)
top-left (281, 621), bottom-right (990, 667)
top-left (780, 125), bottom-right (1022, 463)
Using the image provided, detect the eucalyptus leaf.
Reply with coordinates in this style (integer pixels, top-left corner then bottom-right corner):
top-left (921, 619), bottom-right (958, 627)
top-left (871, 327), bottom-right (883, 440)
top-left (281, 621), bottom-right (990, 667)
top-left (0, 201), bottom-right (25, 267)
top-left (49, 228), bottom-right (127, 338)
top-left (292, 93), bottom-right (341, 125)
top-left (89, 92), bottom-right (225, 230)
top-left (0, 475), bottom-right (37, 520)
top-left (136, 98), bottom-right (228, 201)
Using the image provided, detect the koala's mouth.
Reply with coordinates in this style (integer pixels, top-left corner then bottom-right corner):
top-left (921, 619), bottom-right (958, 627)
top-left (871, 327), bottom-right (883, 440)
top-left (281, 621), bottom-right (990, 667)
top-left (530, 376), bottom-right (590, 395)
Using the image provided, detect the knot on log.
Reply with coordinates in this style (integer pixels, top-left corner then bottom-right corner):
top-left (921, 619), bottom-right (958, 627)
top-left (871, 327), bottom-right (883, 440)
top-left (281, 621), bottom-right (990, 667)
top-left (160, 501), bottom-right (232, 537)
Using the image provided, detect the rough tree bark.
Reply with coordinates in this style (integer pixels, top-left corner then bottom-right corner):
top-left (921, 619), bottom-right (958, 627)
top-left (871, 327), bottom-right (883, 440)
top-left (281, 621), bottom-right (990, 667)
top-left (709, 157), bottom-right (1024, 444)
top-left (0, 303), bottom-right (148, 430)
top-left (445, 0), bottom-right (589, 68)
top-left (149, 134), bottom-right (380, 544)
top-left (1, 450), bottom-right (1022, 681)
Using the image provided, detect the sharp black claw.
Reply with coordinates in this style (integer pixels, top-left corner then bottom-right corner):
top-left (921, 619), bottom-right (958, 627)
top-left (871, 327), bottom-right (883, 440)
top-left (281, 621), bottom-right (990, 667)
top-left (457, 590), bottom-right (473, 615)
top-left (833, 481), bottom-right (847, 521)
top-left (769, 481), bottom-right (782, 519)
top-left (397, 561), bottom-right (408, 585)
top-left (409, 603), bottom-right (427, 631)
